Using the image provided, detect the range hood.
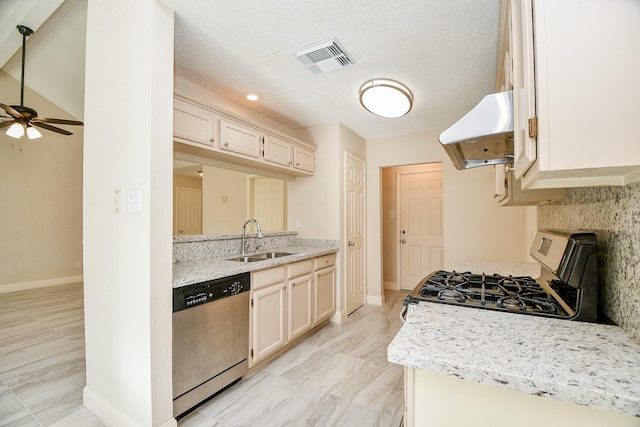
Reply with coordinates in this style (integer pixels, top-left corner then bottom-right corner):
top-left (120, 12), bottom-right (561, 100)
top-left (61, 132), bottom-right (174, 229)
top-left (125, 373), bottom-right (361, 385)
top-left (439, 90), bottom-right (514, 170)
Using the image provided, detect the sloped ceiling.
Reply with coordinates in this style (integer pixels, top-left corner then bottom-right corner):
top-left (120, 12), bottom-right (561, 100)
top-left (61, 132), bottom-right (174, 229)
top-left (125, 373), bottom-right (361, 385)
top-left (1, 0), bottom-right (502, 140)
top-left (0, 0), bottom-right (86, 121)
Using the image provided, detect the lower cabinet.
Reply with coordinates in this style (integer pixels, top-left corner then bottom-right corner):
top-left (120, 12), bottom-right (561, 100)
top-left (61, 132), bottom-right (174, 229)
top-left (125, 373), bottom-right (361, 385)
top-left (287, 260), bottom-right (314, 341)
top-left (249, 254), bottom-right (336, 367)
top-left (250, 266), bottom-right (286, 365)
top-left (314, 256), bottom-right (336, 324)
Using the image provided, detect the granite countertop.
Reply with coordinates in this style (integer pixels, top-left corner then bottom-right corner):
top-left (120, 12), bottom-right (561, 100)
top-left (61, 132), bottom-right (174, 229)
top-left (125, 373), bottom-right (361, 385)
top-left (388, 302), bottom-right (640, 417)
top-left (173, 245), bottom-right (338, 288)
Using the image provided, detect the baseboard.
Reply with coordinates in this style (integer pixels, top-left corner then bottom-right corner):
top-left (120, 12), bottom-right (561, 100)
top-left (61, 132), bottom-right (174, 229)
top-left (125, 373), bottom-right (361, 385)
top-left (0, 275), bottom-right (84, 293)
top-left (366, 294), bottom-right (384, 307)
top-left (330, 309), bottom-right (347, 323)
top-left (384, 281), bottom-right (399, 291)
top-left (83, 386), bottom-right (177, 427)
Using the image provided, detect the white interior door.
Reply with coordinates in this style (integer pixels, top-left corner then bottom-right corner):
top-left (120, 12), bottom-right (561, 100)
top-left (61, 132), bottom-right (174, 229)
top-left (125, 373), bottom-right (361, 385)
top-left (175, 187), bottom-right (202, 235)
top-left (251, 177), bottom-right (285, 232)
top-left (345, 154), bottom-right (365, 315)
top-left (398, 166), bottom-right (443, 290)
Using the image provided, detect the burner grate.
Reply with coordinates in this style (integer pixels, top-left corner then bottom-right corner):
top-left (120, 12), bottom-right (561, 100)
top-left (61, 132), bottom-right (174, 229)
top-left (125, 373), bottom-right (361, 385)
top-left (412, 270), bottom-right (570, 318)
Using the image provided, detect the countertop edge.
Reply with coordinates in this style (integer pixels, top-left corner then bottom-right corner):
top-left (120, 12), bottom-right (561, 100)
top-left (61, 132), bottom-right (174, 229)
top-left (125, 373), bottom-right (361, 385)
top-left (172, 245), bottom-right (338, 288)
top-left (388, 302), bottom-right (640, 417)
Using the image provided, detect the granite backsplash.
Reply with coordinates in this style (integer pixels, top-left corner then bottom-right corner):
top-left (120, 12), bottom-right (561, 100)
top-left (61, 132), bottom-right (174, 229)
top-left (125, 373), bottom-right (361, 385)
top-left (173, 231), bottom-right (339, 263)
top-left (538, 182), bottom-right (640, 340)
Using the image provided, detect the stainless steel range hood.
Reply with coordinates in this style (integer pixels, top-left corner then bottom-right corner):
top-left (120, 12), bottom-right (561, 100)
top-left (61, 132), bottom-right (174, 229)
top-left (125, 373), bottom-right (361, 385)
top-left (439, 91), bottom-right (514, 170)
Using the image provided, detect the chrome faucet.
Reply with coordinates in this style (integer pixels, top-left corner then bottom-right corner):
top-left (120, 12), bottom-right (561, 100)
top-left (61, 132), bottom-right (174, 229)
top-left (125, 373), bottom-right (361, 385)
top-left (241, 218), bottom-right (263, 256)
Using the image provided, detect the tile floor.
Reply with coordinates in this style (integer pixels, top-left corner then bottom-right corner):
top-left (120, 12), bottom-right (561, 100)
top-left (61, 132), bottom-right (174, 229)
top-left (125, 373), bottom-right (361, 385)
top-left (0, 283), bottom-right (407, 427)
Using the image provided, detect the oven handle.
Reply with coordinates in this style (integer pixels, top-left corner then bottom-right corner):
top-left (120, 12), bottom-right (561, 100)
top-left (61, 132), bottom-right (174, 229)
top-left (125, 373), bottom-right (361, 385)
top-left (399, 305), bottom-right (407, 324)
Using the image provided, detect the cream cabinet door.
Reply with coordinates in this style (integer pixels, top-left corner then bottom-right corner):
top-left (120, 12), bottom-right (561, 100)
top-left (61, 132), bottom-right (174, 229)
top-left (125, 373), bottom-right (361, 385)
top-left (287, 274), bottom-right (313, 341)
top-left (263, 133), bottom-right (294, 167)
top-left (173, 98), bottom-right (217, 147)
top-left (314, 266), bottom-right (335, 324)
top-left (251, 282), bottom-right (286, 365)
top-left (510, 0), bottom-right (537, 180)
top-left (293, 145), bottom-right (315, 173)
top-left (219, 118), bottom-right (262, 158)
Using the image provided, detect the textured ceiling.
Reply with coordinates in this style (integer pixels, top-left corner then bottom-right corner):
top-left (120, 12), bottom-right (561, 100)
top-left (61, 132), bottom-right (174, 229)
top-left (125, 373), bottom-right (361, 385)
top-left (1, 0), bottom-right (502, 141)
top-left (174, 0), bottom-right (502, 140)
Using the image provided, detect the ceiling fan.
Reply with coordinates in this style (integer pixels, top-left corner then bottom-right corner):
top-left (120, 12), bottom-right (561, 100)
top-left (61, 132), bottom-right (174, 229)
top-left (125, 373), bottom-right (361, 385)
top-left (0, 25), bottom-right (83, 140)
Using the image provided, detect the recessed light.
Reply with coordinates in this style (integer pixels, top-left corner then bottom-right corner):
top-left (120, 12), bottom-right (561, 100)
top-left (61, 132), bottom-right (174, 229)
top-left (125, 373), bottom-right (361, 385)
top-left (243, 93), bottom-right (261, 102)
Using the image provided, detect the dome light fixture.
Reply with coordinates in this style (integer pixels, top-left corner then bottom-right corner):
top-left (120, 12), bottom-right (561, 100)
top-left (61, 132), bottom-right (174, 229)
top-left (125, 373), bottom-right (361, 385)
top-left (359, 78), bottom-right (413, 118)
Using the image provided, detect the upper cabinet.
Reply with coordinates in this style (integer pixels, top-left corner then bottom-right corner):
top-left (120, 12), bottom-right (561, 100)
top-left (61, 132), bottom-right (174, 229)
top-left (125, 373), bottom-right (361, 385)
top-left (263, 133), bottom-right (294, 167)
top-left (219, 118), bottom-right (262, 158)
top-left (494, 164), bottom-right (564, 206)
top-left (173, 92), bottom-right (316, 177)
top-left (173, 98), bottom-right (218, 147)
top-left (505, 0), bottom-right (640, 189)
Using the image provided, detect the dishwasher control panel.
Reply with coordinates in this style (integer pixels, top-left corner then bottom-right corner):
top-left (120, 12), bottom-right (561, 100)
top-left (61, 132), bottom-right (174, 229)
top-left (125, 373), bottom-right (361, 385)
top-left (173, 273), bottom-right (250, 312)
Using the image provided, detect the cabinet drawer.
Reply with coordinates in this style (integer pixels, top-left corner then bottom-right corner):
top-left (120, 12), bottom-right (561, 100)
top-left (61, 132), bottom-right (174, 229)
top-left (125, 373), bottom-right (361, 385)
top-left (288, 259), bottom-right (313, 278)
top-left (252, 266), bottom-right (285, 290)
top-left (314, 254), bottom-right (336, 270)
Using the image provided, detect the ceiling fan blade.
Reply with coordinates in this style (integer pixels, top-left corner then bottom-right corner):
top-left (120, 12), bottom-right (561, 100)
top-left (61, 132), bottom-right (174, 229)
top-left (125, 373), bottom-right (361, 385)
top-left (32, 117), bottom-right (84, 126)
top-left (0, 103), bottom-right (24, 118)
top-left (32, 121), bottom-right (73, 136)
top-left (0, 120), bottom-right (16, 129)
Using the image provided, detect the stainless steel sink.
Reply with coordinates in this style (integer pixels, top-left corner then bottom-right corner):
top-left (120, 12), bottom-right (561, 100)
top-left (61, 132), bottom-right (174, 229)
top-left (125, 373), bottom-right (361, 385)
top-left (227, 252), bottom-right (293, 263)
top-left (262, 251), bottom-right (293, 259)
top-left (227, 256), bottom-right (267, 263)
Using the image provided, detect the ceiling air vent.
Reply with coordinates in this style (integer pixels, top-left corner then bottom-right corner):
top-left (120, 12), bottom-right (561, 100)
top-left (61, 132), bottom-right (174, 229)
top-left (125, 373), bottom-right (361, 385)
top-left (293, 37), bottom-right (356, 74)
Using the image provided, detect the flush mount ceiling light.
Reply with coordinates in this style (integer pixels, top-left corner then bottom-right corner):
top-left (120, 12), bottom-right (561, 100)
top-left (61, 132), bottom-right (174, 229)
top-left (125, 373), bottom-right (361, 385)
top-left (243, 93), bottom-right (261, 102)
top-left (359, 79), bottom-right (413, 118)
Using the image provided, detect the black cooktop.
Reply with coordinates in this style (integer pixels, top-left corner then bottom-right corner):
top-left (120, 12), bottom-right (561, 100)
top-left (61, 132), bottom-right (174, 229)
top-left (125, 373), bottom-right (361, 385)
top-left (408, 270), bottom-right (573, 318)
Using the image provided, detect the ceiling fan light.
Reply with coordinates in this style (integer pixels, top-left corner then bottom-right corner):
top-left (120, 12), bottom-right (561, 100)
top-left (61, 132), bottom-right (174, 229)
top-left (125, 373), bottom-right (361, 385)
top-left (359, 79), bottom-right (413, 118)
top-left (6, 123), bottom-right (25, 138)
top-left (27, 125), bottom-right (42, 139)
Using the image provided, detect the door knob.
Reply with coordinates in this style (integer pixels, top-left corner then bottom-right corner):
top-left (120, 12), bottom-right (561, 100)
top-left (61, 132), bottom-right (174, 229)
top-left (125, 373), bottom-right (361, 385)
top-left (401, 239), bottom-right (406, 244)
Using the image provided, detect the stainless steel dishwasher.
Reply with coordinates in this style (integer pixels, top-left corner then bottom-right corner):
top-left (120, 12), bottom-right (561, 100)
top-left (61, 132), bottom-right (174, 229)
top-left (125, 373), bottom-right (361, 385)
top-left (172, 272), bottom-right (250, 417)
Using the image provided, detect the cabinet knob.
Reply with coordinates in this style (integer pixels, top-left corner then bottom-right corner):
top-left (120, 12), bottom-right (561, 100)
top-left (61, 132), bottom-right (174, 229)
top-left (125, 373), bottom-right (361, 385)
top-left (401, 239), bottom-right (406, 244)
top-left (295, 162), bottom-right (300, 166)
top-left (347, 241), bottom-right (355, 246)
top-left (224, 141), bottom-right (229, 147)
top-left (209, 138), bottom-right (214, 142)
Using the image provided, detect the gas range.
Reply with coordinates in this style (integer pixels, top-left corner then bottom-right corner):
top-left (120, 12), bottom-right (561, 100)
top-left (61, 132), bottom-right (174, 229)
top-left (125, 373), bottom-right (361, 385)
top-left (403, 229), bottom-right (598, 322)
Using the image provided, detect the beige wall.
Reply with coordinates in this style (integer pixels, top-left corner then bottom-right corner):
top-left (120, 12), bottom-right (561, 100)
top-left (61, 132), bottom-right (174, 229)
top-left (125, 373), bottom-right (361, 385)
top-left (201, 165), bottom-right (249, 234)
top-left (291, 124), bottom-right (341, 239)
top-left (0, 71), bottom-right (84, 292)
top-left (366, 131), bottom-right (532, 303)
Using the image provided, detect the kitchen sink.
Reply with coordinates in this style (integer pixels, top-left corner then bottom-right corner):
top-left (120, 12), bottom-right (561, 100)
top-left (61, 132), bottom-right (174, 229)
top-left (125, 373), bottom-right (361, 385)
top-left (227, 252), bottom-right (293, 263)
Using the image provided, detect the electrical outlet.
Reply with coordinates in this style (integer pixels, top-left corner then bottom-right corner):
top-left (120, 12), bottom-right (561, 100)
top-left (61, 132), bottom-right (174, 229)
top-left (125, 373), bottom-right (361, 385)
top-left (295, 218), bottom-right (301, 228)
top-left (128, 189), bottom-right (142, 213)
